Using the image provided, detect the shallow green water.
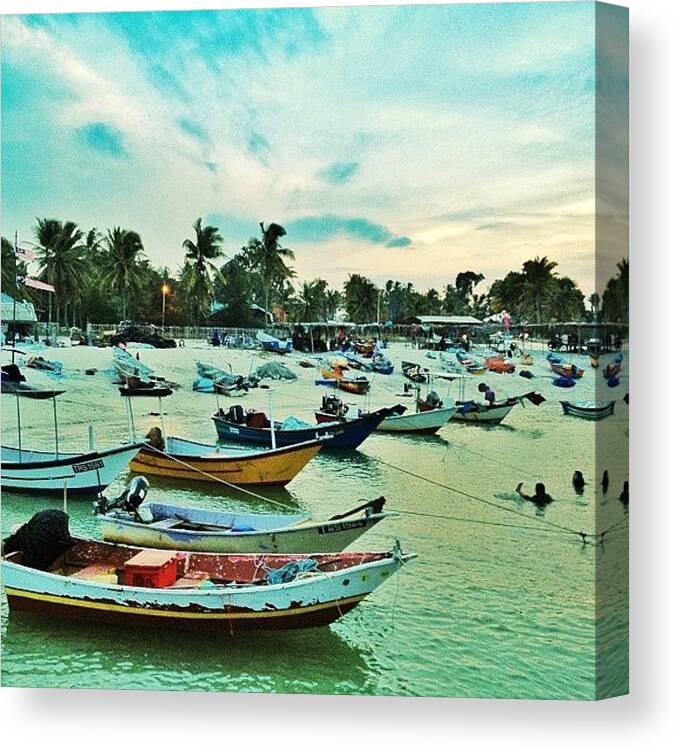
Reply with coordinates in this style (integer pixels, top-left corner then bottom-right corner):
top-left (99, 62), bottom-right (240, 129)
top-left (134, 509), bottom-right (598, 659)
top-left (0, 342), bottom-right (628, 697)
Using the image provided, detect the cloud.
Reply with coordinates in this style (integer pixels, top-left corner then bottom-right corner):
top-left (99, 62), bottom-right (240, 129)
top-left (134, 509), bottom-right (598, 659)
top-left (287, 214), bottom-right (410, 248)
top-left (0, 4), bottom-right (605, 295)
top-left (320, 161), bottom-right (359, 184)
top-left (177, 118), bottom-right (210, 143)
top-left (74, 122), bottom-right (126, 156)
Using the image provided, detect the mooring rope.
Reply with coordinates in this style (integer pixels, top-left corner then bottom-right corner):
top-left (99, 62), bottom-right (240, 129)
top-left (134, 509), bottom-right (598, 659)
top-left (142, 442), bottom-right (299, 511)
top-left (365, 453), bottom-right (622, 543)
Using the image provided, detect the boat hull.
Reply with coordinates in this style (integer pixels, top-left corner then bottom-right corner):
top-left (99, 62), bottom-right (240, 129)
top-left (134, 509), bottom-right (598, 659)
top-left (100, 512), bottom-right (390, 554)
top-left (0, 443), bottom-right (143, 495)
top-left (128, 440), bottom-right (323, 486)
top-left (449, 403), bottom-right (515, 424)
top-left (560, 401), bottom-right (615, 420)
top-left (377, 406), bottom-right (457, 433)
top-left (2, 544), bottom-right (411, 633)
top-left (213, 409), bottom-right (390, 449)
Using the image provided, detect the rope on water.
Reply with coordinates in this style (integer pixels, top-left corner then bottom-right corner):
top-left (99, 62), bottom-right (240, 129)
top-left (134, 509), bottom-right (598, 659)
top-left (365, 453), bottom-right (614, 544)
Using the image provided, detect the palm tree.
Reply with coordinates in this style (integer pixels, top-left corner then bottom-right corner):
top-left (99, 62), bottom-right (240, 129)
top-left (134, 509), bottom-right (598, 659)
top-left (34, 218), bottom-right (87, 327)
top-left (245, 222), bottom-right (295, 319)
top-left (343, 274), bottom-right (378, 323)
top-left (102, 227), bottom-right (145, 321)
top-left (324, 288), bottom-right (343, 321)
top-left (601, 258), bottom-right (629, 323)
top-left (521, 256), bottom-right (558, 325)
top-left (181, 218), bottom-right (224, 325)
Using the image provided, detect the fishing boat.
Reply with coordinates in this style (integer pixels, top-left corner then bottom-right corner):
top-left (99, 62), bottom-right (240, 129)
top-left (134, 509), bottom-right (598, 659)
top-left (195, 360), bottom-right (259, 395)
top-left (213, 403), bottom-right (394, 449)
top-left (24, 355), bottom-right (63, 376)
top-left (1, 363), bottom-right (41, 395)
top-left (130, 433), bottom-right (325, 486)
top-left (346, 350), bottom-right (394, 375)
top-left (2, 518), bottom-right (415, 632)
top-left (319, 366), bottom-right (370, 395)
top-left (257, 330), bottom-right (293, 354)
top-left (96, 479), bottom-right (393, 554)
top-left (560, 400), bottom-right (616, 420)
top-left (1, 388), bottom-right (143, 495)
top-left (354, 339), bottom-right (376, 356)
top-left (401, 360), bottom-right (429, 383)
top-left (519, 353), bottom-right (534, 366)
top-left (112, 346), bottom-right (154, 384)
top-left (455, 352), bottom-right (487, 375)
top-left (587, 338), bottom-right (601, 368)
top-left (438, 352), bottom-right (462, 374)
top-left (546, 352), bottom-right (585, 379)
top-left (376, 403), bottom-right (456, 434)
top-left (602, 354), bottom-right (624, 379)
top-left (119, 384), bottom-right (174, 398)
top-left (484, 355), bottom-right (515, 374)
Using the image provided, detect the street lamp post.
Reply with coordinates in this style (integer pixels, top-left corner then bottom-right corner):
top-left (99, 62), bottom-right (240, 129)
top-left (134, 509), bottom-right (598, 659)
top-left (161, 284), bottom-right (170, 333)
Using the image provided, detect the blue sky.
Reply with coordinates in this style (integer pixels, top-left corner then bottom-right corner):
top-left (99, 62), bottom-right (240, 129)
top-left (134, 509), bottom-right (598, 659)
top-left (1, 3), bottom-right (624, 294)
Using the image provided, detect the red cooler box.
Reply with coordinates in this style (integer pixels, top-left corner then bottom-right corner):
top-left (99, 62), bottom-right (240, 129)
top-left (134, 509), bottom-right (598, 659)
top-left (123, 550), bottom-right (185, 588)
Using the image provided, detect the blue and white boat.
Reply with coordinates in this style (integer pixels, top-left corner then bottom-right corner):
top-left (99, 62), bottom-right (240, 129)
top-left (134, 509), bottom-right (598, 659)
top-left (256, 331), bottom-right (293, 354)
top-left (213, 404), bottom-right (396, 449)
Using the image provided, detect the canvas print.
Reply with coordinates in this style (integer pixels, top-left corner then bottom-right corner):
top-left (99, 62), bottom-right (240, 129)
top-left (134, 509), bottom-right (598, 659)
top-left (0, 2), bottom-right (628, 699)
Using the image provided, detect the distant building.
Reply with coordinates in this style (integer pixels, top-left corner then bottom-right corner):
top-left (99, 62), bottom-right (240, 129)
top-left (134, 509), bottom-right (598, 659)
top-left (1, 292), bottom-right (38, 343)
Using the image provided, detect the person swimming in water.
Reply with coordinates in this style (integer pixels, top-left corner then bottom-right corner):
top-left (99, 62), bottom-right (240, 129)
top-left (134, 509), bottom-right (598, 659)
top-left (619, 480), bottom-right (629, 507)
top-left (601, 470), bottom-right (610, 494)
top-left (516, 482), bottom-right (553, 507)
top-left (572, 471), bottom-right (586, 494)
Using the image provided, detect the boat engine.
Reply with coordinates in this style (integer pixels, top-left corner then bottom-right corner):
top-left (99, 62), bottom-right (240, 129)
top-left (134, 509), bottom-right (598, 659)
top-left (94, 476), bottom-right (151, 521)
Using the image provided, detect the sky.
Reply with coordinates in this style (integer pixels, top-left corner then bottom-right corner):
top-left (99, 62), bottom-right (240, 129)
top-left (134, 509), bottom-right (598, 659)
top-left (1, 2), bottom-right (626, 297)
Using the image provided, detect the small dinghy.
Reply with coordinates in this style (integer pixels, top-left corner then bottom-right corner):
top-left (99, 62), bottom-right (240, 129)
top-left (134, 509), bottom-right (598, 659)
top-left (455, 351), bottom-right (487, 375)
top-left (438, 352), bottom-right (462, 374)
top-left (546, 352), bottom-right (585, 379)
top-left (95, 477), bottom-right (394, 554)
top-left (451, 391), bottom-right (545, 425)
top-left (195, 361), bottom-right (260, 394)
top-left (24, 355), bottom-right (63, 376)
top-left (2, 512), bottom-right (416, 633)
top-left (319, 366), bottom-right (370, 395)
top-left (354, 339), bottom-right (376, 356)
top-left (257, 330), bottom-right (293, 354)
top-left (561, 400), bottom-right (615, 420)
top-left (602, 354), bottom-right (624, 379)
top-left (401, 360), bottom-right (429, 383)
top-left (485, 355), bottom-right (515, 374)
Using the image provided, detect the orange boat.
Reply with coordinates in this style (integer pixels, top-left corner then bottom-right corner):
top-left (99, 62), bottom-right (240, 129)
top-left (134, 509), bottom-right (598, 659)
top-left (485, 355), bottom-right (516, 374)
top-left (320, 367), bottom-right (370, 395)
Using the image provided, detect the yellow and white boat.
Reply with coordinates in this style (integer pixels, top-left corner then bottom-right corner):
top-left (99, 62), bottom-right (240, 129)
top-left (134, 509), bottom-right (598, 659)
top-left (129, 434), bottom-right (325, 487)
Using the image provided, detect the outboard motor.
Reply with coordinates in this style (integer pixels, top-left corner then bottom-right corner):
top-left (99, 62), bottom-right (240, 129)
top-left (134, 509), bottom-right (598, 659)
top-left (94, 476), bottom-right (151, 521)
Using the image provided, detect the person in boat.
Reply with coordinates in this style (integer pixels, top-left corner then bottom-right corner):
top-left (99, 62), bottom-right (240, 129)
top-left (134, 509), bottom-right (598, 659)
top-left (601, 470), bottom-right (610, 494)
top-left (572, 471), bottom-right (586, 494)
top-left (619, 481), bottom-right (629, 507)
top-left (146, 426), bottom-right (165, 452)
top-left (516, 482), bottom-right (553, 508)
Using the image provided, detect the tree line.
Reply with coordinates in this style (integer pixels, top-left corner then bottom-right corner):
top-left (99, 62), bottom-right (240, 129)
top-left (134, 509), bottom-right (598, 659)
top-left (1, 218), bottom-right (629, 328)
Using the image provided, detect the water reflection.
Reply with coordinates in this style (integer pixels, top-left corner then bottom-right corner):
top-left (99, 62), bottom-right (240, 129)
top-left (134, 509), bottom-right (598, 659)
top-left (2, 611), bottom-right (370, 693)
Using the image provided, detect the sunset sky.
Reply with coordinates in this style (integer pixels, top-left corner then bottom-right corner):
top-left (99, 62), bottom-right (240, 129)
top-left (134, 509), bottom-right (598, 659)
top-left (1, 3), bottom-right (624, 296)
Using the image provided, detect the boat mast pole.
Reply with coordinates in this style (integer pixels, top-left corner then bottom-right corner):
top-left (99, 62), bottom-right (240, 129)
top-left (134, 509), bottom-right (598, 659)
top-left (15, 393), bottom-right (22, 461)
top-left (158, 395), bottom-right (166, 441)
top-left (52, 394), bottom-right (60, 459)
top-left (12, 231), bottom-right (18, 362)
top-left (267, 389), bottom-right (276, 449)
